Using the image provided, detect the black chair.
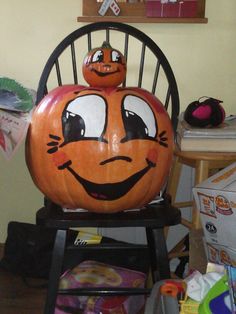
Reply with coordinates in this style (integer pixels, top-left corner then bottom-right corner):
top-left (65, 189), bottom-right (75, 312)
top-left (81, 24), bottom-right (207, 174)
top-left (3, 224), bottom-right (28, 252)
top-left (35, 21), bottom-right (181, 314)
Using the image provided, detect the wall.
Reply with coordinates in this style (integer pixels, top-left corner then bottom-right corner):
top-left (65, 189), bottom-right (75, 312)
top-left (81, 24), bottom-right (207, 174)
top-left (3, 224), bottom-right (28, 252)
top-left (0, 0), bottom-right (235, 242)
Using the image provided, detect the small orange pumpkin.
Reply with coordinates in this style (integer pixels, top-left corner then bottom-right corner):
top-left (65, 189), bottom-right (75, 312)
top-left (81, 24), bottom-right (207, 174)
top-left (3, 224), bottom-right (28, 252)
top-left (26, 85), bottom-right (174, 213)
top-left (82, 41), bottom-right (127, 88)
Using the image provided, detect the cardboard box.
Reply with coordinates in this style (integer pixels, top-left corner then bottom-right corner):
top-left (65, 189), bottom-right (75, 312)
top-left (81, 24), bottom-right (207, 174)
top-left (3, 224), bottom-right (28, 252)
top-left (146, 0), bottom-right (198, 18)
top-left (193, 162), bottom-right (236, 250)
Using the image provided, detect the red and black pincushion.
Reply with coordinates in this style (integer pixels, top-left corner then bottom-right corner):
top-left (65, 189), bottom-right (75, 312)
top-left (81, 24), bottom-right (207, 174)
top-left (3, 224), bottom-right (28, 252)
top-left (184, 97), bottom-right (225, 127)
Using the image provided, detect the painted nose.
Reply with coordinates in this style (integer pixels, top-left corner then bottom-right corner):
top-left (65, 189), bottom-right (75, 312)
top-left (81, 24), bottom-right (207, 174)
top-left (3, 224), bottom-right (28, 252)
top-left (100, 156), bottom-right (132, 165)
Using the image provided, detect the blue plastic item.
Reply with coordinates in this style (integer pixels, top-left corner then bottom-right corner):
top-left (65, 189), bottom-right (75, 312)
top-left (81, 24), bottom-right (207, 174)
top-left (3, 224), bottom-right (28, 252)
top-left (198, 275), bottom-right (232, 314)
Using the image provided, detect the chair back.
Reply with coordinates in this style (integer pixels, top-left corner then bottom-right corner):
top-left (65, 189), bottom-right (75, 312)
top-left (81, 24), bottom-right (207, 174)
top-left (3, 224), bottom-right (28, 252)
top-left (36, 22), bottom-right (179, 131)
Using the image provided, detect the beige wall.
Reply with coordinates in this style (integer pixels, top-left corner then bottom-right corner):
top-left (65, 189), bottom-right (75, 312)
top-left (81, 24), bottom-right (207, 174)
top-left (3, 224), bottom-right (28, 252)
top-left (0, 0), bottom-right (235, 242)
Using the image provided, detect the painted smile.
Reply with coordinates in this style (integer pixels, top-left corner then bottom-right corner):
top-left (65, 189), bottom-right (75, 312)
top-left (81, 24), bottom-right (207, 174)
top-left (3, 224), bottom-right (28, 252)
top-left (61, 158), bottom-right (156, 201)
top-left (92, 68), bottom-right (120, 77)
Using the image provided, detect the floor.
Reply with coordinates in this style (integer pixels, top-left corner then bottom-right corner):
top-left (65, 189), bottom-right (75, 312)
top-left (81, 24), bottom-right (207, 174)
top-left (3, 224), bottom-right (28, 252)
top-left (0, 244), bottom-right (46, 314)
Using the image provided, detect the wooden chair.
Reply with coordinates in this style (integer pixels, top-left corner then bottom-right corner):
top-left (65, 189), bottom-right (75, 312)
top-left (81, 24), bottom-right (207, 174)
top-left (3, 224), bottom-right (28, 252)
top-left (34, 21), bottom-right (181, 314)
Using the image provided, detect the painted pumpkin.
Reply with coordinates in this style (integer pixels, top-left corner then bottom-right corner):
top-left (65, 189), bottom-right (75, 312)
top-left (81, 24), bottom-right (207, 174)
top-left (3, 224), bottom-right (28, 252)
top-left (26, 85), bottom-right (174, 213)
top-left (82, 41), bottom-right (127, 88)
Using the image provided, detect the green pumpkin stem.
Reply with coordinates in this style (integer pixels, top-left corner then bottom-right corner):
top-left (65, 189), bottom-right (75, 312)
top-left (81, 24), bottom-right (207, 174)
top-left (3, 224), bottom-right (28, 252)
top-left (102, 41), bottom-right (112, 49)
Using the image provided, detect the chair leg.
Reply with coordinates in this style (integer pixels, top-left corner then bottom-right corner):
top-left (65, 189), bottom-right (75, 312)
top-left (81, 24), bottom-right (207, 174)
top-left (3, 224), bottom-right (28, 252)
top-left (146, 227), bottom-right (170, 282)
top-left (44, 229), bottom-right (67, 314)
top-left (166, 155), bottom-right (183, 206)
top-left (165, 156), bottom-right (182, 238)
top-left (193, 160), bottom-right (209, 229)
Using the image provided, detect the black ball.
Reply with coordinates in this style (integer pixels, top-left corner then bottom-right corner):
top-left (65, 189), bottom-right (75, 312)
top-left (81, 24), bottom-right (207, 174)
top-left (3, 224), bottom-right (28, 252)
top-left (184, 97), bottom-right (225, 127)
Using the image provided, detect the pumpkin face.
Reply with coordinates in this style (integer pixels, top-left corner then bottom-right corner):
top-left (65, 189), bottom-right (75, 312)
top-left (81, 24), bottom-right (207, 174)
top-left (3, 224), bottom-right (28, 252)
top-left (82, 42), bottom-right (127, 88)
top-left (26, 85), bottom-right (174, 213)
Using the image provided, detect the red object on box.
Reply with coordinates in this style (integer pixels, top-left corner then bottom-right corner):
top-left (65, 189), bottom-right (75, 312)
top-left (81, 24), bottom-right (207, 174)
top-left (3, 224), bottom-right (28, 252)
top-left (146, 0), bottom-right (198, 18)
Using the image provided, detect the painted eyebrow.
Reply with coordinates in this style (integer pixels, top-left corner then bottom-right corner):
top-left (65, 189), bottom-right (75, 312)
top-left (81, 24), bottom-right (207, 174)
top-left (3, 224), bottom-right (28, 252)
top-left (115, 88), bottom-right (135, 93)
top-left (74, 88), bottom-right (102, 95)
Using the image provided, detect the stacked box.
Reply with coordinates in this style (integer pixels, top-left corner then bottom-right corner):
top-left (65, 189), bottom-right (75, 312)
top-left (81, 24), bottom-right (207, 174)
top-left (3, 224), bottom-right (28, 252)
top-left (193, 162), bottom-right (236, 267)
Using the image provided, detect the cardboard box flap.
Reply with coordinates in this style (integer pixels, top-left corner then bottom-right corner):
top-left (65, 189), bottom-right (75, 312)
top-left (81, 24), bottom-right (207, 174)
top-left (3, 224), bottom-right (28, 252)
top-left (194, 162), bottom-right (236, 192)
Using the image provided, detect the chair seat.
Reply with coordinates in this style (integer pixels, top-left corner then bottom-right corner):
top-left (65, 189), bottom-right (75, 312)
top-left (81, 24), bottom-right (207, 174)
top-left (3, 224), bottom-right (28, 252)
top-left (36, 198), bottom-right (181, 229)
top-left (175, 147), bottom-right (236, 162)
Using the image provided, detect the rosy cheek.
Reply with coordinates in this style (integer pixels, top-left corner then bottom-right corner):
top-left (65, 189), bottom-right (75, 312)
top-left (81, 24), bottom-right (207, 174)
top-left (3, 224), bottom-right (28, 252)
top-left (52, 151), bottom-right (69, 167)
top-left (147, 148), bottom-right (158, 164)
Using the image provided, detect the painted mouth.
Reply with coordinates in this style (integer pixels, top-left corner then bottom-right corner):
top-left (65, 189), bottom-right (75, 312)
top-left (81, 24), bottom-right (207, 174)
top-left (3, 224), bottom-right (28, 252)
top-left (92, 68), bottom-right (120, 77)
top-left (62, 158), bottom-right (156, 201)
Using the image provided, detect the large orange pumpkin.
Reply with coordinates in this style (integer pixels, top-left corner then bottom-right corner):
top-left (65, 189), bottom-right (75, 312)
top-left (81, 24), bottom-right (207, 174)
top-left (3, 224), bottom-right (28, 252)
top-left (26, 85), bottom-right (174, 213)
top-left (82, 41), bottom-right (127, 88)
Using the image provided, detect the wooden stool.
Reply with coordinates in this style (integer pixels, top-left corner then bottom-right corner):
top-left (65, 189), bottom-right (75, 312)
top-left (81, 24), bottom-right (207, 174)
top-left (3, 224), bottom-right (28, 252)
top-left (167, 147), bottom-right (236, 229)
top-left (167, 147), bottom-right (236, 274)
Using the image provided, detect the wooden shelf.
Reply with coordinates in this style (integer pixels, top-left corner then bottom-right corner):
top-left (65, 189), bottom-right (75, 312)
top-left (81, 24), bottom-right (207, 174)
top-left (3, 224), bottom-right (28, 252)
top-left (77, 16), bottom-right (208, 24)
top-left (78, 0), bottom-right (208, 24)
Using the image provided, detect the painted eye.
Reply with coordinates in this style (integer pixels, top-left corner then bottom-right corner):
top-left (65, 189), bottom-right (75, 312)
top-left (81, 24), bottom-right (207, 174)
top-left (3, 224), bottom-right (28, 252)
top-left (62, 94), bottom-right (107, 144)
top-left (111, 50), bottom-right (122, 63)
top-left (92, 50), bottom-right (104, 63)
top-left (121, 95), bottom-right (157, 142)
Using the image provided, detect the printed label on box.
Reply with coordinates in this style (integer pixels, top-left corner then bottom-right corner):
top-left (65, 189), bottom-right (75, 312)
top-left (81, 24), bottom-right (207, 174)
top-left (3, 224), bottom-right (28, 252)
top-left (215, 194), bottom-right (233, 215)
top-left (197, 192), bottom-right (216, 218)
top-left (206, 242), bottom-right (236, 267)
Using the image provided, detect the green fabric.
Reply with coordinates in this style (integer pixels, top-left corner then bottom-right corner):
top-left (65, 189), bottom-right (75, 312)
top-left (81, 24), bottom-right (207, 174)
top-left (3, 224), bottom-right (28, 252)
top-left (0, 77), bottom-right (33, 112)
